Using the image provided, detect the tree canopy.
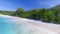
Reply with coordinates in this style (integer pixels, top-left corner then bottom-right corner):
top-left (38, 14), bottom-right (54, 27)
top-left (0, 4), bottom-right (60, 24)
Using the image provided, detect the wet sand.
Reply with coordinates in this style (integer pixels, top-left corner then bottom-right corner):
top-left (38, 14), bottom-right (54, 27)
top-left (0, 14), bottom-right (60, 34)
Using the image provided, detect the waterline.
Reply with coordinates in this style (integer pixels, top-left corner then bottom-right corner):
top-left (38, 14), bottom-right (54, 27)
top-left (0, 14), bottom-right (60, 34)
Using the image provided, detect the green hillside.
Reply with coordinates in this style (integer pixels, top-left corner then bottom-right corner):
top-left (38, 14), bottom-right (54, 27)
top-left (0, 4), bottom-right (60, 24)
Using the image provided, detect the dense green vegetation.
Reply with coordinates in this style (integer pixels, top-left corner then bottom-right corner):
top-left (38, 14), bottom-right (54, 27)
top-left (0, 5), bottom-right (60, 24)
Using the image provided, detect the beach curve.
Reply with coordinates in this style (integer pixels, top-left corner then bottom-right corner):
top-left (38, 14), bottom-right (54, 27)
top-left (0, 14), bottom-right (60, 34)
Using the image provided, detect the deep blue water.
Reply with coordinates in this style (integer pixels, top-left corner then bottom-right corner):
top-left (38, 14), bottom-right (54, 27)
top-left (0, 17), bottom-right (18, 34)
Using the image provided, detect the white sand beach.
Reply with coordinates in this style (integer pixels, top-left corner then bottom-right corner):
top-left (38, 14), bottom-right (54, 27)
top-left (0, 14), bottom-right (60, 34)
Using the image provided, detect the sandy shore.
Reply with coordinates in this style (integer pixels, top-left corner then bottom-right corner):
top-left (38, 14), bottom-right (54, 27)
top-left (0, 14), bottom-right (60, 34)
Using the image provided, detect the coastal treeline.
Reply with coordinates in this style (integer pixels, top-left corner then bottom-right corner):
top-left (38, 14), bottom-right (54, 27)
top-left (0, 5), bottom-right (60, 24)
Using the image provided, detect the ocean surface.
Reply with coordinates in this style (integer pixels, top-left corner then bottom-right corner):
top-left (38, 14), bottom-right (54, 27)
top-left (0, 15), bottom-right (60, 34)
top-left (0, 16), bottom-right (19, 34)
top-left (0, 16), bottom-right (37, 34)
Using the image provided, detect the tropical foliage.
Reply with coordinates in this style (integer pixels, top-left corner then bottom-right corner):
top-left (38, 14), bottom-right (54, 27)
top-left (0, 5), bottom-right (60, 24)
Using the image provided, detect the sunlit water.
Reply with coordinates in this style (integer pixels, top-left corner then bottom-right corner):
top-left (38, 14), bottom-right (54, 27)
top-left (0, 16), bottom-right (37, 34)
top-left (0, 16), bottom-right (19, 34)
top-left (0, 16), bottom-right (59, 34)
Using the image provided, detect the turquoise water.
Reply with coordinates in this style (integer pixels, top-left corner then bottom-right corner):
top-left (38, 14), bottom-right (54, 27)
top-left (0, 16), bottom-right (36, 34)
top-left (0, 17), bottom-right (19, 34)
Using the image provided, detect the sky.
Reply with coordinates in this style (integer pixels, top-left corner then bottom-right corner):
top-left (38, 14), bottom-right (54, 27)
top-left (0, 0), bottom-right (60, 11)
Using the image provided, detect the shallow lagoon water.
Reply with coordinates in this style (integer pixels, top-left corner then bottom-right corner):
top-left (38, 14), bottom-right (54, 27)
top-left (0, 16), bottom-right (36, 34)
top-left (0, 15), bottom-right (59, 34)
top-left (0, 17), bottom-right (18, 34)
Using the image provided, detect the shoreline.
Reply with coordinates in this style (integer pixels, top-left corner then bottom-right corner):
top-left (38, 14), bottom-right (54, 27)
top-left (0, 14), bottom-right (60, 34)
